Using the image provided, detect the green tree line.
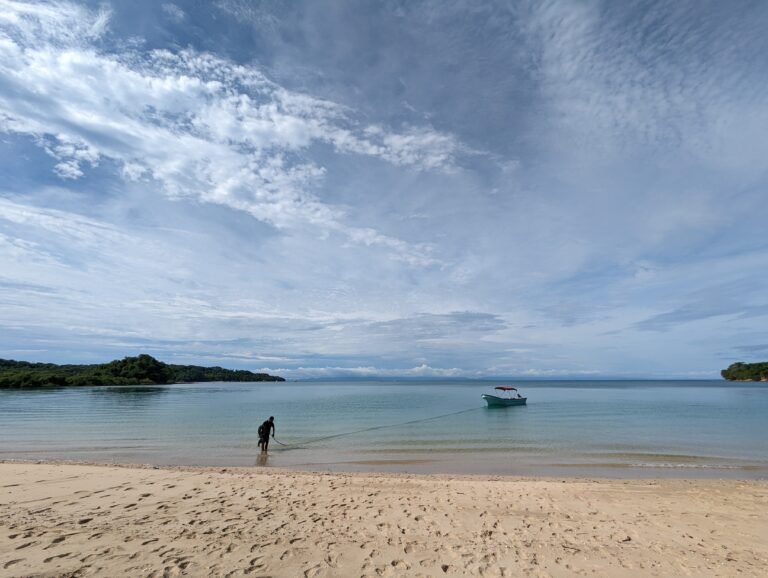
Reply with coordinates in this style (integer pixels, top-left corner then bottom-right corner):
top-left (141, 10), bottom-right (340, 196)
top-left (0, 354), bottom-right (284, 388)
top-left (721, 361), bottom-right (768, 381)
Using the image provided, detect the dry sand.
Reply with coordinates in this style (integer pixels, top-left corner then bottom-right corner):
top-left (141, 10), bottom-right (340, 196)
top-left (1, 462), bottom-right (766, 577)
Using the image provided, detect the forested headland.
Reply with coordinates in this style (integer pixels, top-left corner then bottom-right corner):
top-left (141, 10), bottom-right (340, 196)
top-left (721, 362), bottom-right (768, 381)
top-left (0, 354), bottom-right (284, 387)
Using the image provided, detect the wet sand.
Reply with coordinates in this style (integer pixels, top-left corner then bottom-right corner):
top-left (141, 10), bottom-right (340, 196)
top-left (1, 461), bottom-right (767, 577)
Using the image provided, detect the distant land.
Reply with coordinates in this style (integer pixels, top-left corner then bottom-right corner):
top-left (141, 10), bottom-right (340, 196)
top-left (721, 362), bottom-right (768, 382)
top-left (0, 354), bottom-right (284, 387)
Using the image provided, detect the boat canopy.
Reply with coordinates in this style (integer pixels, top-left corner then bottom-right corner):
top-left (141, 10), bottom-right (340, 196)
top-left (495, 386), bottom-right (517, 391)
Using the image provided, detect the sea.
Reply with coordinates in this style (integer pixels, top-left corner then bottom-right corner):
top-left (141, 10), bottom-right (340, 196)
top-left (1, 380), bottom-right (767, 478)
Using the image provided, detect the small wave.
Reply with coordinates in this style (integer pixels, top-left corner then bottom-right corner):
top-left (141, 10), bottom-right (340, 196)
top-left (627, 462), bottom-right (753, 470)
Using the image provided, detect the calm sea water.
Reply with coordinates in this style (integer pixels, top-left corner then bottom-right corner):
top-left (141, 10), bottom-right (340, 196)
top-left (1, 380), bottom-right (767, 478)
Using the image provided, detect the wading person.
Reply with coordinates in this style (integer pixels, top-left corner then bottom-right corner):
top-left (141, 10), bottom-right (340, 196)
top-left (259, 416), bottom-right (275, 452)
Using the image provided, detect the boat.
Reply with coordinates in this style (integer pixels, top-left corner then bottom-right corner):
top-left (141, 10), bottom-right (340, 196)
top-left (482, 386), bottom-right (527, 407)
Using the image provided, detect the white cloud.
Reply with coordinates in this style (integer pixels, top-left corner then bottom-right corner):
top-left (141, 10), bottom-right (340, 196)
top-left (0, 197), bottom-right (129, 248)
top-left (273, 363), bottom-right (473, 380)
top-left (333, 124), bottom-right (465, 172)
top-left (0, 0), bottom-right (466, 264)
top-left (44, 136), bottom-right (100, 178)
top-left (0, 0), bottom-right (110, 46)
top-left (161, 3), bottom-right (185, 22)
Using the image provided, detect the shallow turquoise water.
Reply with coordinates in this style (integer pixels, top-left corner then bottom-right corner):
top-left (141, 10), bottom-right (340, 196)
top-left (1, 380), bottom-right (767, 477)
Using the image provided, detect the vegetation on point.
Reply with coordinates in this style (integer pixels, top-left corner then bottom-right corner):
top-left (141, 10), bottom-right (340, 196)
top-left (721, 361), bottom-right (768, 381)
top-left (0, 354), bottom-right (284, 387)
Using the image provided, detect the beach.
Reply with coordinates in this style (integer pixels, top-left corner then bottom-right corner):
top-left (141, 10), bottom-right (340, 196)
top-left (1, 462), bottom-right (766, 577)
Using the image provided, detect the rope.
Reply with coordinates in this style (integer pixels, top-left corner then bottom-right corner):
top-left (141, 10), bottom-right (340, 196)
top-left (271, 406), bottom-right (481, 451)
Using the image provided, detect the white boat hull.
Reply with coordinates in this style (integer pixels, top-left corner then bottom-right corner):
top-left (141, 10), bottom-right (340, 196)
top-left (482, 394), bottom-right (527, 407)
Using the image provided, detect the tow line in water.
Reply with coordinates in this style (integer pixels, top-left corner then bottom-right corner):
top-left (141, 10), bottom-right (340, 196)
top-left (271, 406), bottom-right (482, 451)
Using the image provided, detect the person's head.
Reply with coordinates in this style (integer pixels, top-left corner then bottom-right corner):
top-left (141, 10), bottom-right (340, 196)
top-left (269, 416), bottom-right (274, 422)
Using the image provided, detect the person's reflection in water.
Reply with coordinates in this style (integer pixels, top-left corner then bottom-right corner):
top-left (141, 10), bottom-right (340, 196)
top-left (255, 452), bottom-right (269, 467)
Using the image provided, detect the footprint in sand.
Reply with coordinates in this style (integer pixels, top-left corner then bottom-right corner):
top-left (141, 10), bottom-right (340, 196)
top-left (3, 559), bottom-right (24, 569)
top-left (244, 556), bottom-right (265, 574)
top-left (44, 552), bottom-right (71, 563)
top-left (15, 541), bottom-right (37, 550)
top-left (43, 535), bottom-right (67, 549)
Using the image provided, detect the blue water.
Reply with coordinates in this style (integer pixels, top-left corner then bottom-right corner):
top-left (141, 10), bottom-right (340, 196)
top-left (1, 380), bottom-right (767, 478)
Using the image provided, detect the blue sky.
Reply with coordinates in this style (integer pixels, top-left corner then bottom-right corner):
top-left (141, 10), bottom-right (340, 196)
top-left (1, 0), bottom-right (766, 379)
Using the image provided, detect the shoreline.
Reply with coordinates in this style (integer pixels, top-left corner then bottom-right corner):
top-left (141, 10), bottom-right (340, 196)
top-left (2, 455), bottom-right (768, 483)
top-left (2, 461), bottom-right (767, 577)
top-left (3, 449), bottom-right (767, 481)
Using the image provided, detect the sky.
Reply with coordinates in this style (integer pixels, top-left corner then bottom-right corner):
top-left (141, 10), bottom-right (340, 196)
top-left (1, 0), bottom-right (767, 379)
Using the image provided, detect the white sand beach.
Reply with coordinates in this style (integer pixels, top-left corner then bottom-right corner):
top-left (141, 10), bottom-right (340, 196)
top-left (1, 462), bottom-right (767, 577)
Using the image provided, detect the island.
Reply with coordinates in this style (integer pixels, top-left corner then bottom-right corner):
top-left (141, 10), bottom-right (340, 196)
top-left (721, 361), bottom-right (768, 381)
top-left (0, 354), bottom-right (284, 387)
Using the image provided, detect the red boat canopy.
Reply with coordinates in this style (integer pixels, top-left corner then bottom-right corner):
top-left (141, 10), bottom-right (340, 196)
top-left (495, 386), bottom-right (517, 391)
